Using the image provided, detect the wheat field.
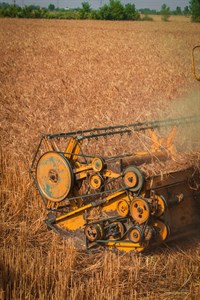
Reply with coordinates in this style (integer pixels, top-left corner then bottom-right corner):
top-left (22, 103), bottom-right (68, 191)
top-left (0, 18), bottom-right (200, 299)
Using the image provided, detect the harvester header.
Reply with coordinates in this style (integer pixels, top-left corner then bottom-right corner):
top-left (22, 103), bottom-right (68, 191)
top-left (30, 115), bottom-right (200, 253)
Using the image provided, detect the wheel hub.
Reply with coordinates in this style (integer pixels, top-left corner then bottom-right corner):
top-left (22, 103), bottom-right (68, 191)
top-left (36, 152), bottom-right (74, 202)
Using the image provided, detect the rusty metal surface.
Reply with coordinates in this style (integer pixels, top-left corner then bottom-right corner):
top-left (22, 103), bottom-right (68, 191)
top-left (36, 152), bottom-right (74, 202)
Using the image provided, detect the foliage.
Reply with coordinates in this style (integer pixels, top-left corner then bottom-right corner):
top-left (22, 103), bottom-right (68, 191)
top-left (0, 1), bottom-right (140, 21)
top-left (98, 0), bottom-right (124, 20)
top-left (79, 2), bottom-right (91, 19)
top-left (175, 6), bottom-right (182, 15)
top-left (0, 4), bottom-right (47, 18)
top-left (160, 3), bottom-right (170, 21)
top-left (141, 14), bottom-right (153, 21)
top-left (124, 3), bottom-right (140, 20)
top-left (2, 0), bottom-right (193, 21)
top-left (109, 0), bottom-right (125, 20)
top-left (45, 10), bottom-right (79, 19)
top-left (48, 4), bottom-right (55, 11)
top-left (183, 6), bottom-right (190, 16)
top-left (98, 0), bottom-right (140, 21)
top-left (139, 8), bottom-right (157, 15)
top-left (98, 4), bottom-right (112, 20)
top-left (189, 0), bottom-right (200, 22)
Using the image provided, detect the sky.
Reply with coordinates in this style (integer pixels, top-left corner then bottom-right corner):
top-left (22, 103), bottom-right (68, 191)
top-left (4, 0), bottom-right (190, 10)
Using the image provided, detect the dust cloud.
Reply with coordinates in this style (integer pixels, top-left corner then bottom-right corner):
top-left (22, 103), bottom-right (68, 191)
top-left (159, 89), bottom-right (200, 152)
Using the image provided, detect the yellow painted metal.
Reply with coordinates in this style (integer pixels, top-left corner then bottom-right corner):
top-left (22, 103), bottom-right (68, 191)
top-left (65, 137), bottom-right (82, 161)
top-left (153, 220), bottom-right (169, 242)
top-left (74, 164), bottom-right (92, 173)
top-left (103, 169), bottom-right (120, 178)
top-left (36, 152), bottom-right (73, 202)
top-left (105, 190), bottom-right (126, 203)
top-left (89, 174), bottom-right (103, 189)
top-left (129, 227), bottom-right (143, 243)
top-left (154, 195), bottom-right (166, 217)
top-left (104, 241), bottom-right (145, 253)
top-left (55, 190), bottom-right (127, 230)
top-left (46, 200), bottom-right (59, 209)
top-left (92, 157), bottom-right (104, 172)
top-left (84, 224), bottom-right (103, 241)
top-left (75, 171), bottom-right (88, 180)
top-left (116, 199), bottom-right (129, 217)
top-left (74, 167), bottom-right (120, 183)
top-left (130, 198), bottom-right (150, 224)
top-left (124, 171), bottom-right (137, 188)
top-left (55, 203), bottom-right (92, 230)
top-left (131, 151), bottom-right (168, 163)
top-left (59, 213), bottom-right (85, 231)
top-left (51, 140), bottom-right (59, 152)
top-left (102, 190), bottom-right (127, 212)
top-left (192, 45), bottom-right (200, 81)
top-left (43, 137), bottom-right (54, 151)
top-left (43, 137), bottom-right (59, 152)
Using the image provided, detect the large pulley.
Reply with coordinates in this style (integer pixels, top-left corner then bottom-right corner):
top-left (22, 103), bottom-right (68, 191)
top-left (84, 224), bottom-right (103, 242)
top-left (128, 226), bottom-right (143, 243)
top-left (36, 151), bottom-right (74, 202)
top-left (130, 198), bottom-right (150, 224)
top-left (123, 165), bottom-right (144, 192)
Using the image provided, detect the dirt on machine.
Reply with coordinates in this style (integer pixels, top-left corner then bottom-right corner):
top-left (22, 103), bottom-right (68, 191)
top-left (30, 114), bottom-right (200, 253)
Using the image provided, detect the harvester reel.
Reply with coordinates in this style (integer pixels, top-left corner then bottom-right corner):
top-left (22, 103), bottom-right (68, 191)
top-left (36, 152), bottom-right (74, 202)
top-left (130, 198), bottom-right (150, 224)
top-left (123, 165), bottom-right (144, 192)
top-left (31, 116), bottom-right (200, 253)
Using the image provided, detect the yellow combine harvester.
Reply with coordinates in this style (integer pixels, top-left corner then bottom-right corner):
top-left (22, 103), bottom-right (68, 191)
top-left (192, 45), bottom-right (200, 81)
top-left (30, 116), bottom-right (200, 253)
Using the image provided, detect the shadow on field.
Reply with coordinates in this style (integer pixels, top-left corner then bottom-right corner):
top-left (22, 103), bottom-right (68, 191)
top-left (146, 229), bottom-right (200, 256)
top-left (0, 261), bottom-right (15, 300)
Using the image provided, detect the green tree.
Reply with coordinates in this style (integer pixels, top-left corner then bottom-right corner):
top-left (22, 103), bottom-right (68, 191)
top-left (79, 2), bottom-right (91, 19)
top-left (109, 0), bottom-right (124, 20)
top-left (175, 6), bottom-right (182, 15)
top-left (1, 5), bottom-right (18, 17)
top-left (124, 3), bottom-right (140, 20)
top-left (189, 0), bottom-right (200, 22)
top-left (98, 0), bottom-right (124, 20)
top-left (48, 4), bottom-right (55, 11)
top-left (98, 4), bottom-right (111, 20)
top-left (160, 3), bottom-right (170, 21)
top-left (183, 6), bottom-right (190, 15)
top-left (98, 0), bottom-right (140, 21)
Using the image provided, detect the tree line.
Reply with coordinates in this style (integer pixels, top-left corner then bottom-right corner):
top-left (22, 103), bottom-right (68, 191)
top-left (0, 0), bottom-right (199, 22)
